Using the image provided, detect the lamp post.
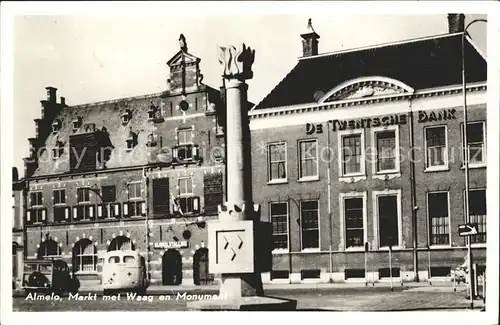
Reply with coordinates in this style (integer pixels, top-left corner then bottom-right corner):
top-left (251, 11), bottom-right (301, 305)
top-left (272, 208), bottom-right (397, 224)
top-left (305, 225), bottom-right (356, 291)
top-left (462, 18), bottom-right (487, 310)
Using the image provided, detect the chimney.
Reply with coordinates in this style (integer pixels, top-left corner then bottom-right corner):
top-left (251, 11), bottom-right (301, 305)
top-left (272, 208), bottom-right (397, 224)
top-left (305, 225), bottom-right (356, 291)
top-left (447, 14), bottom-right (465, 33)
top-left (60, 97), bottom-right (66, 106)
top-left (300, 18), bottom-right (320, 57)
top-left (46, 86), bottom-right (57, 103)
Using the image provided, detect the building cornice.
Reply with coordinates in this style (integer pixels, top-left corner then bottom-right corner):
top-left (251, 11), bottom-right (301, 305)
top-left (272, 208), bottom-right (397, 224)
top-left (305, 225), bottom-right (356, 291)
top-left (249, 83), bottom-right (487, 120)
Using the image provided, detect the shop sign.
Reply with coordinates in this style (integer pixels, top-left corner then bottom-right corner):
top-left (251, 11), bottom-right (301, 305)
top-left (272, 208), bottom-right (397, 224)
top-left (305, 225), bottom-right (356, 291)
top-left (153, 241), bottom-right (189, 249)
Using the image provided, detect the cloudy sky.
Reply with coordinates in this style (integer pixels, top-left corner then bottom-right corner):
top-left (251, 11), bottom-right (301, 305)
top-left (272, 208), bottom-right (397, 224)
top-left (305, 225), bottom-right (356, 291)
top-left (8, 4), bottom-right (487, 176)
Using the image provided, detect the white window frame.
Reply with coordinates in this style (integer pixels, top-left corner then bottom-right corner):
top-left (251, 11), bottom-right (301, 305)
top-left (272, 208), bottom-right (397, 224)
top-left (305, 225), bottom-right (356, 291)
top-left (299, 200), bottom-right (320, 252)
top-left (463, 188), bottom-right (487, 247)
top-left (298, 139), bottom-right (319, 181)
top-left (30, 191), bottom-right (43, 208)
top-left (372, 189), bottom-right (402, 250)
top-left (177, 127), bottom-right (193, 145)
top-left (371, 125), bottom-right (400, 176)
top-left (267, 141), bottom-right (288, 184)
top-left (427, 191), bottom-right (451, 248)
top-left (74, 239), bottom-right (97, 273)
top-left (178, 177), bottom-right (193, 197)
top-left (77, 188), bottom-right (91, 204)
top-left (339, 191), bottom-right (367, 251)
top-left (460, 121), bottom-right (486, 168)
top-left (338, 129), bottom-right (366, 180)
top-left (269, 201), bottom-right (289, 253)
top-left (424, 125), bottom-right (449, 172)
top-left (53, 188), bottom-right (66, 206)
top-left (127, 182), bottom-right (143, 201)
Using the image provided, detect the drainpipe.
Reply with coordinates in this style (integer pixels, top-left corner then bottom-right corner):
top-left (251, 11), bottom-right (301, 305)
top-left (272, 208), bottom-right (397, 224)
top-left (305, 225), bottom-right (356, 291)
top-left (143, 168), bottom-right (150, 283)
top-left (408, 98), bottom-right (420, 282)
top-left (327, 121), bottom-right (333, 283)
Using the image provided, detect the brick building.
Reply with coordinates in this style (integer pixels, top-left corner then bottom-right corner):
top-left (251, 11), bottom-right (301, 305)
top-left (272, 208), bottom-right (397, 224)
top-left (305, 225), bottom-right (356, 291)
top-left (250, 15), bottom-right (487, 283)
top-left (14, 35), bottom-right (238, 287)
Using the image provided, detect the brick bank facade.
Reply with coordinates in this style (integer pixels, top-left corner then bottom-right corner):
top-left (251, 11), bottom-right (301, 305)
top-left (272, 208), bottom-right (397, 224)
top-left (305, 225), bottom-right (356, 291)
top-left (250, 17), bottom-right (487, 283)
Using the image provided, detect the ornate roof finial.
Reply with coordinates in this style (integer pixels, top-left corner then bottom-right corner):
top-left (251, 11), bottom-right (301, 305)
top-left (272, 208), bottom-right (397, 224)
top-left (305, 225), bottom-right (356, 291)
top-left (179, 34), bottom-right (188, 53)
top-left (305, 18), bottom-right (315, 34)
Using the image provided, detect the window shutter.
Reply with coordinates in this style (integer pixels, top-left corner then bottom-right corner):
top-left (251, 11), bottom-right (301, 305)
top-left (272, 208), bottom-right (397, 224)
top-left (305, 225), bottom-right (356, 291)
top-left (113, 203), bottom-right (120, 218)
top-left (141, 202), bottom-right (146, 215)
top-left (97, 205), bottom-right (103, 218)
top-left (89, 205), bottom-right (94, 219)
top-left (123, 203), bottom-right (129, 217)
top-left (73, 207), bottom-right (78, 220)
top-left (192, 146), bottom-right (198, 160)
top-left (65, 207), bottom-right (70, 220)
top-left (42, 209), bottom-right (46, 221)
top-left (204, 173), bottom-right (223, 215)
top-left (27, 211), bottom-right (31, 222)
top-left (193, 197), bottom-right (199, 213)
top-left (152, 178), bottom-right (170, 216)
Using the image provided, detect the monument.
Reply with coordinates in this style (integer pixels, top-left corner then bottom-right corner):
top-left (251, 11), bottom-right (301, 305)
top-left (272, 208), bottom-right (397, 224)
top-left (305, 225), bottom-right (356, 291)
top-left (187, 44), bottom-right (297, 311)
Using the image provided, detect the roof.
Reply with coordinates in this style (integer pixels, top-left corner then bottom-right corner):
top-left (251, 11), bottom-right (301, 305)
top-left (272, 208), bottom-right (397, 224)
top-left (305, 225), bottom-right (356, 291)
top-left (254, 33), bottom-right (487, 110)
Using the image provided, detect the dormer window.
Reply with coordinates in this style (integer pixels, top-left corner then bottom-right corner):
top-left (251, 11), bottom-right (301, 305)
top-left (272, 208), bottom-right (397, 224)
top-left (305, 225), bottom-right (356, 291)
top-left (147, 133), bottom-right (158, 147)
top-left (52, 119), bottom-right (62, 133)
top-left (148, 101), bottom-right (158, 120)
top-left (52, 139), bottom-right (64, 160)
top-left (126, 128), bottom-right (137, 151)
top-left (121, 110), bottom-right (132, 124)
top-left (72, 116), bottom-right (82, 131)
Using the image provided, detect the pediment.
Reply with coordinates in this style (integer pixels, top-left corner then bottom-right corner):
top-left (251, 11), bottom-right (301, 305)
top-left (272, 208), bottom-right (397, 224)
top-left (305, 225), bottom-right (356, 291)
top-left (319, 76), bottom-right (414, 103)
top-left (166, 51), bottom-right (200, 67)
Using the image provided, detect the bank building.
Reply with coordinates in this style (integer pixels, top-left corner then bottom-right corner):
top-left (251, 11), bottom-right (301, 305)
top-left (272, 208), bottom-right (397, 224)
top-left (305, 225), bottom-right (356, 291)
top-left (13, 14), bottom-right (487, 288)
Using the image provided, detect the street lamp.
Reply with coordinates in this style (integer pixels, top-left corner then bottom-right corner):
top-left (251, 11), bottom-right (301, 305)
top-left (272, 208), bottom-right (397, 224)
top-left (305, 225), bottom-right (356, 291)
top-left (461, 18), bottom-right (487, 310)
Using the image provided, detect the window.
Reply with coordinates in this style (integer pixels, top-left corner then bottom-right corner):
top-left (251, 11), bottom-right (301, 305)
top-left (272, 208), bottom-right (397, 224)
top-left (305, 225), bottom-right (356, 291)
top-left (37, 239), bottom-right (61, 259)
top-left (73, 239), bottom-right (97, 272)
top-left (178, 178), bottom-right (193, 196)
top-left (425, 126), bottom-right (448, 169)
top-left (270, 202), bottom-right (288, 250)
top-left (375, 129), bottom-right (397, 173)
top-left (101, 186), bottom-right (116, 203)
top-left (128, 183), bottom-right (142, 200)
top-left (467, 189), bottom-right (486, 244)
top-left (298, 140), bottom-right (318, 179)
top-left (30, 192), bottom-right (43, 207)
top-left (53, 189), bottom-right (65, 205)
top-left (427, 192), bottom-right (450, 246)
top-left (343, 197), bottom-right (365, 248)
top-left (461, 122), bottom-right (486, 165)
top-left (108, 236), bottom-right (134, 251)
top-left (54, 207), bottom-right (70, 223)
top-left (177, 128), bottom-right (193, 145)
top-left (375, 193), bottom-right (400, 248)
top-left (300, 201), bottom-right (319, 250)
top-left (77, 188), bottom-right (90, 204)
top-left (340, 132), bottom-right (364, 176)
top-left (75, 205), bottom-right (95, 221)
top-left (153, 178), bottom-right (170, 216)
top-left (268, 142), bottom-right (287, 182)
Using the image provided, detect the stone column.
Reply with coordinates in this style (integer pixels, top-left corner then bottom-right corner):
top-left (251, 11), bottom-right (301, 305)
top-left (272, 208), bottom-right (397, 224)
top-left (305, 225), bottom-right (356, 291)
top-left (187, 44), bottom-right (295, 310)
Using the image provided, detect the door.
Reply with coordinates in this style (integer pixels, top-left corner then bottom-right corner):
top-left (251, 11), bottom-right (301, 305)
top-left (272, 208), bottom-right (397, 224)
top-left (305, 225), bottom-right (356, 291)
top-left (162, 249), bottom-right (182, 285)
top-left (193, 248), bottom-right (213, 285)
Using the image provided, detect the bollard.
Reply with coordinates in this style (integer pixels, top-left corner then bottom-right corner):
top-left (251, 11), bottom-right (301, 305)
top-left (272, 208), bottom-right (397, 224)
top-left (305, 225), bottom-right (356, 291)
top-left (364, 242), bottom-right (369, 287)
top-left (389, 244), bottom-right (393, 292)
top-left (453, 270), bottom-right (456, 292)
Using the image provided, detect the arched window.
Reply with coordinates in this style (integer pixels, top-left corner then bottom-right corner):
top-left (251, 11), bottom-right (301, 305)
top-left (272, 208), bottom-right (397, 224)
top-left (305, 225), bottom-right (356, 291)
top-left (108, 236), bottom-right (135, 252)
top-left (37, 239), bottom-right (61, 259)
top-left (73, 239), bottom-right (97, 272)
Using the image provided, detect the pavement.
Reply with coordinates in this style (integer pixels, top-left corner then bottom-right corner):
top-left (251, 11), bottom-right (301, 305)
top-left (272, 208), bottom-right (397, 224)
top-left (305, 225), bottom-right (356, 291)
top-left (13, 280), bottom-right (471, 297)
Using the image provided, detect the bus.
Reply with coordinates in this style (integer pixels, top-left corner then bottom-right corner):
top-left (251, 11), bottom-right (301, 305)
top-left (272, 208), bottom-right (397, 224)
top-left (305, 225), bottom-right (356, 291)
top-left (101, 250), bottom-right (149, 295)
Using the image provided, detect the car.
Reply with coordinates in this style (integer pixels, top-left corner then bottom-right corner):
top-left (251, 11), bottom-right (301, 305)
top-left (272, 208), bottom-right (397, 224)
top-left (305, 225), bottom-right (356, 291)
top-left (22, 259), bottom-right (79, 295)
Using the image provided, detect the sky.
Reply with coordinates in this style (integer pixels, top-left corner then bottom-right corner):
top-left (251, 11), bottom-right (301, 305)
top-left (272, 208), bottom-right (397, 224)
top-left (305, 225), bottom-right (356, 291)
top-left (10, 9), bottom-right (487, 177)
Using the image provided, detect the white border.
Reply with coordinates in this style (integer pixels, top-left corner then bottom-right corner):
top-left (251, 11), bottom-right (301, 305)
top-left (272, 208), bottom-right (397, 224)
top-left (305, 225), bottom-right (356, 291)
top-left (1, 2), bottom-right (499, 325)
top-left (338, 129), bottom-right (366, 179)
top-left (423, 125), bottom-right (449, 172)
top-left (371, 125), bottom-right (401, 176)
top-left (426, 191), bottom-right (452, 248)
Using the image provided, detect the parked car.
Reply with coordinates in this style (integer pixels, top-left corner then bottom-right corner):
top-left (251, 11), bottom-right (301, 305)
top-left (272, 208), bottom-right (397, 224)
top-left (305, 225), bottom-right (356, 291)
top-left (22, 259), bottom-right (79, 295)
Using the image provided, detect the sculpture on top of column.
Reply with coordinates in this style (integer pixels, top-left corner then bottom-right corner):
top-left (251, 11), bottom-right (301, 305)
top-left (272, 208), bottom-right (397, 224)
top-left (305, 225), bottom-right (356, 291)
top-left (218, 44), bottom-right (255, 80)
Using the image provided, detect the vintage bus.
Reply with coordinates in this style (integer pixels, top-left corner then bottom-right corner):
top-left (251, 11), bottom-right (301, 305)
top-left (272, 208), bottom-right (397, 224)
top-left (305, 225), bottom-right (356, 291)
top-left (101, 250), bottom-right (149, 295)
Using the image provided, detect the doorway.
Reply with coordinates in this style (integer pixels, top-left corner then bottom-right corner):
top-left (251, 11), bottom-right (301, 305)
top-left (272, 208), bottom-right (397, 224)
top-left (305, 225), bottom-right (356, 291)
top-left (193, 248), bottom-right (213, 285)
top-left (162, 249), bottom-right (182, 285)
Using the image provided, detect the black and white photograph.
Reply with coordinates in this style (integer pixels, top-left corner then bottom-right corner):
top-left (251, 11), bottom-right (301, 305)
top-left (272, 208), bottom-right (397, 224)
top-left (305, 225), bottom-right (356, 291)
top-left (1, 1), bottom-right (499, 323)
